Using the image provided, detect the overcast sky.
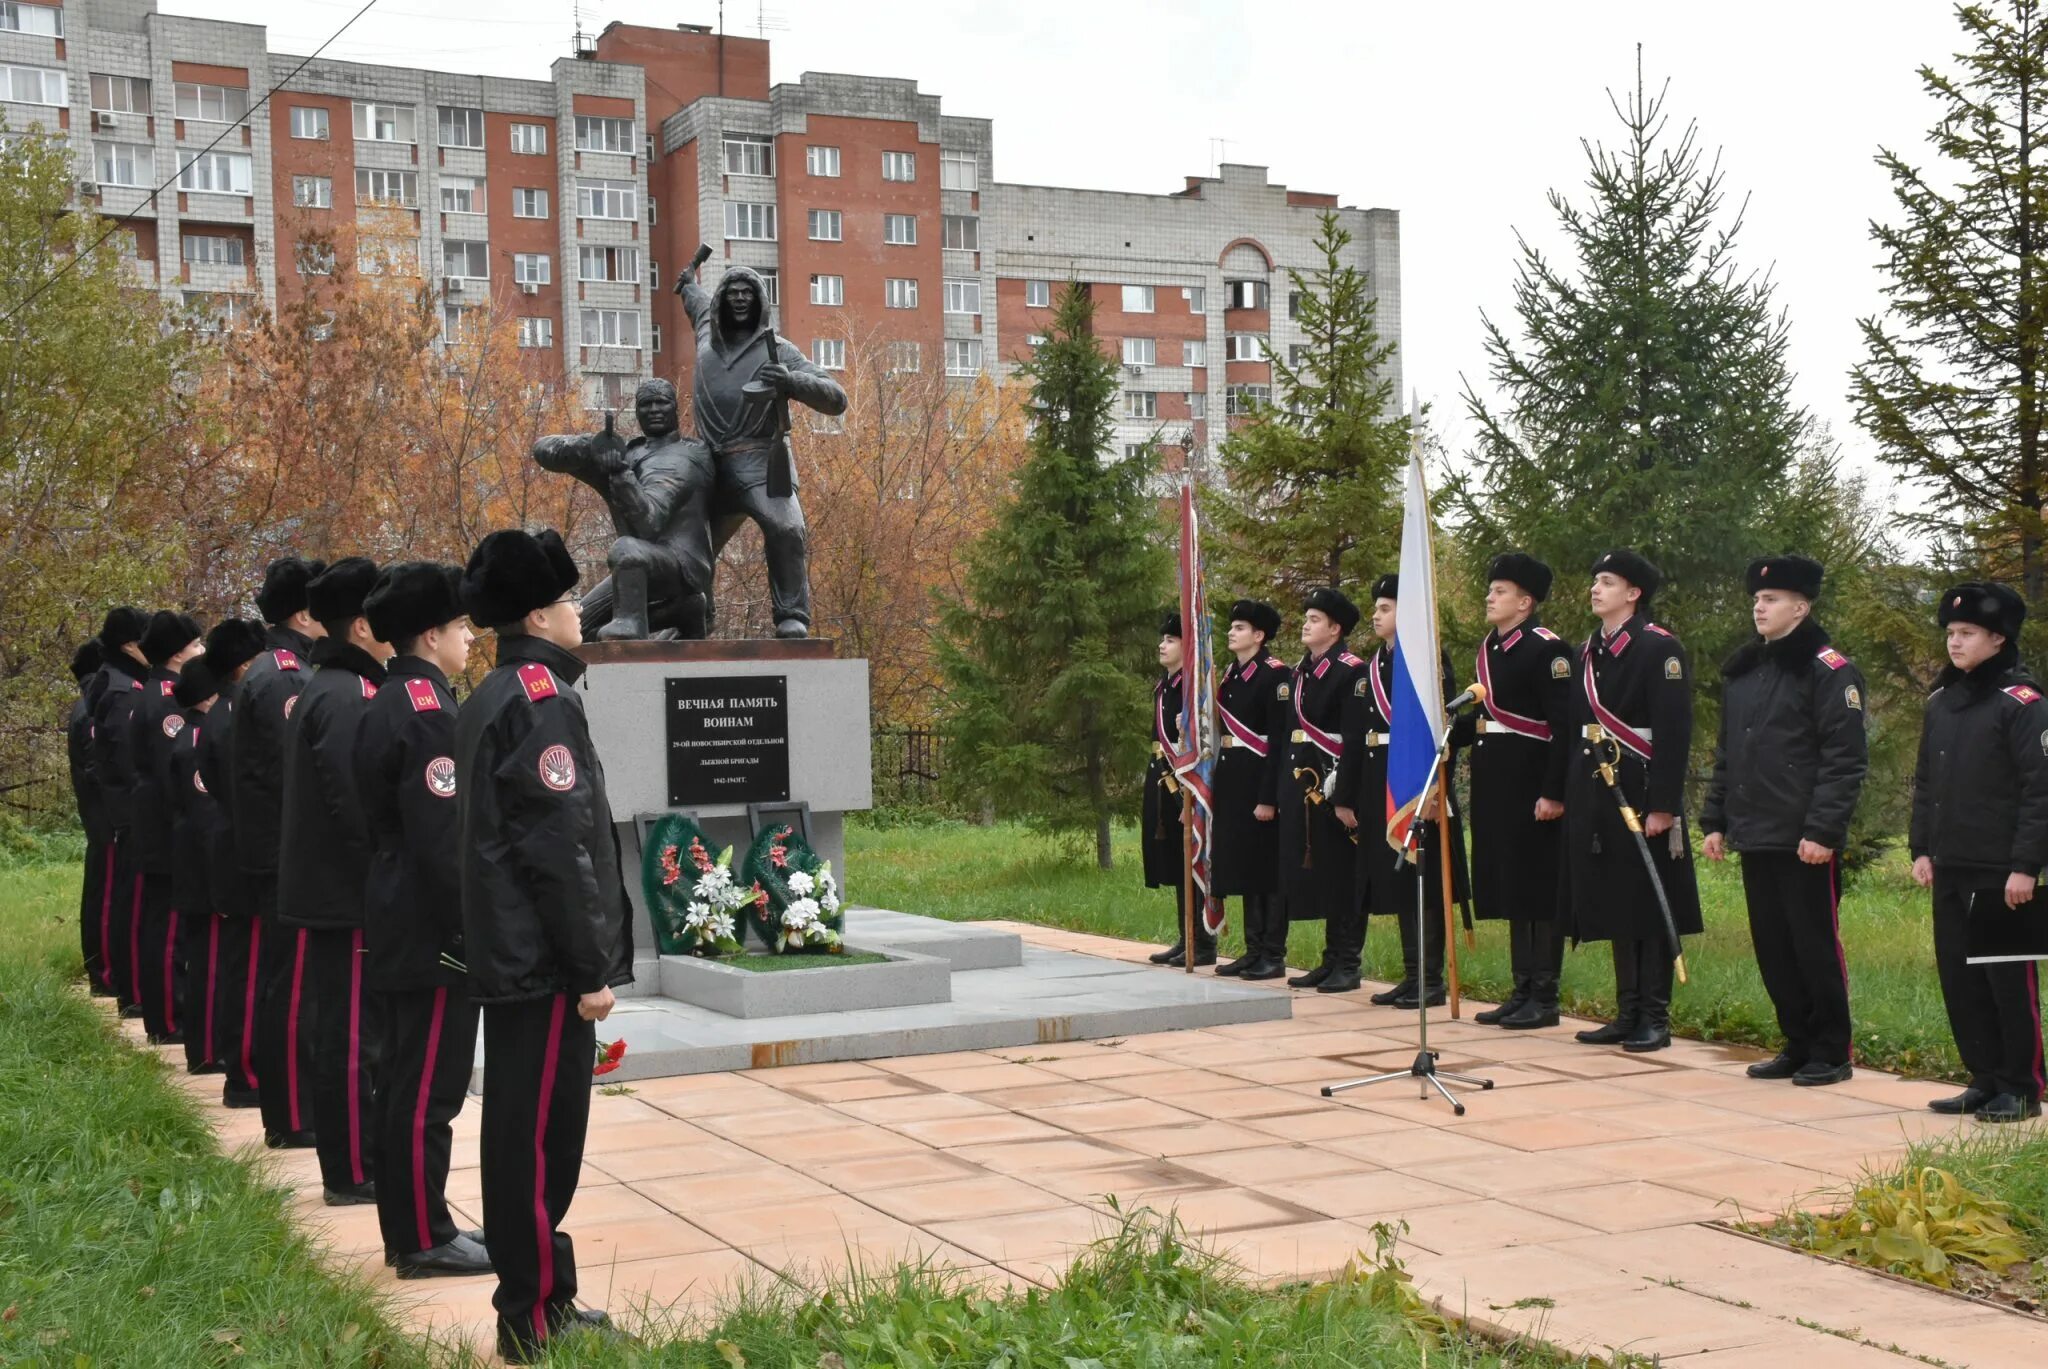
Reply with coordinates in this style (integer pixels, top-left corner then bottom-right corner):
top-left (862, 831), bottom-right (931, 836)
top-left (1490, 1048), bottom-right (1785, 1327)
top-left (180, 0), bottom-right (1971, 488)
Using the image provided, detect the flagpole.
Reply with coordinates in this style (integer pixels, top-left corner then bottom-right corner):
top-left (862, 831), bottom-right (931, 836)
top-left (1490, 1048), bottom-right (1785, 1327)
top-left (1437, 769), bottom-right (1461, 1019)
top-left (1182, 790), bottom-right (1196, 975)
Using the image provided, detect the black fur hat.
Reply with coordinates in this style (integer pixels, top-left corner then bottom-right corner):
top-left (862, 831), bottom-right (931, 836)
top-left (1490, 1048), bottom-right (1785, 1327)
top-left (1370, 573), bottom-right (1399, 603)
top-left (306, 557), bottom-right (380, 629)
top-left (1302, 586), bottom-right (1360, 635)
top-left (100, 606), bottom-right (147, 648)
top-left (174, 656), bottom-right (220, 708)
top-left (1227, 599), bottom-right (1282, 643)
top-left (1746, 555), bottom-right (1824, 600)
top-left (1591, 548), bottom-right (1662, 599)
top-left (140, 610), bottom-right (203, 667)
top-left (1938, 581), bottom-right (2026, 640)
top-left (462, 529), bottom-right (580, 630)
top-left (254, 556), bottom-right (328, 625)
top-left (70, 639), bottom-right (104, 682)
top-left (365, 562), bottom-right (466, 645)
top-left (202, 618), bottom-right (267, 679)
top-left (1159, 611), bottom-right (1183, 638)
top-left (1487, 552), bottom-right (1553, 603)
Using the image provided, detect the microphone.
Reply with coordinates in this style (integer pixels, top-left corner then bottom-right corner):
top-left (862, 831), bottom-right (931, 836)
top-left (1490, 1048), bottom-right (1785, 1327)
top-left (1445, 683), bottom-right (1488, 714)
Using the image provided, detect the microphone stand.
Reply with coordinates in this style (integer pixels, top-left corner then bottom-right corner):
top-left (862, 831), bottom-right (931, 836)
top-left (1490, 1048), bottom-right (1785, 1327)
top-left (1321, 711), bottom-right (1494, 1115)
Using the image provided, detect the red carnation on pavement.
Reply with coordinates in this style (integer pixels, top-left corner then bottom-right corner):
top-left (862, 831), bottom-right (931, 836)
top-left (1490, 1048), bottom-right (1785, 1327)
top-left (594, 1039), bottom-right (627, 1077)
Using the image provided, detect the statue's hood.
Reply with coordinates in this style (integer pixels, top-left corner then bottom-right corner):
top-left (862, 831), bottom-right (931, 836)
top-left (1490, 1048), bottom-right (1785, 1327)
top-left (712, 266), bottom-right (775, 353)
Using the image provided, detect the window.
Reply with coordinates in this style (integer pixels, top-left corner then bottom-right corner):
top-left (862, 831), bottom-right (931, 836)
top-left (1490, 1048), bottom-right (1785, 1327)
top-left (439, 175), bottom-right (483, 214)
top-left (1288, 290), bottom-right (1305, 321)
top-left (294, 241), bottom-right (334, 275)
top-left (884, 277), bottom-right (918, 309)
top-left (1225, 384), bottom-right (1271, 415)
top-left (182, 291), bottom-right (245, 332)
top-left (437, 106), bottom-right (484, 148)
top-left (1225, 332), bottom-right (1268, 362)
top-left (288, 106), bottom-right (328, 140)
top-left (806, 145), bottom-right (839, 177)
top-left (441, 239), bottom-right (488, 280)
top-left (1122, 337), bottom-right (1156, 367)
top-left (723, 200), bottom-right (775, 239)
top-left (94, 142), bottom-right (152, 188)
top-left (812, 337), bottom-right (846, 371)
top-left (652, 323), bottom-right (662, 353)
top-left (181, 235), bottom-right (245, 266)
top-left (513, 253), bottom-right (551, 286)
top-left (577, 244), bottom-right (639, 282)
top-left (0, 2), bottom-right (62, 36)
top-left (945, 338), bottom-right (983, 377)
top-left (291, 174), bottom-right (331, 208)
top-left (943, 278), bottom-right (981, 315)
top-left (1125, 391), bottom-right (1157, 419)
top-left (512, 187), bottom-right (549, 218)
top-left (756, 268), bottom-right (779, 305)
top-left (649, 260), bottom-right (660, 290)
top-left (1025, 279), bottom-right (1051, 308)
top-left (177, 151), bottom-right (252, 195)
top-left (1289, 343), bottom-right (1310, 369)
top-left (1121, 284), bottom-right (1155, 313)
top-left (882, 150), bottom-right (915, 181)
top-left (942, 215), bottom-right (979, 251)
top-left (90, 75), bottom-right (150, 113)
top-left (1224, 279), bottom-right (1268, 309)
top-left (1182, 339), bottom-right (1207, 367)
top-left (577, 115), bottom-right (635, 154)
top-left (808, 274), bottom-right (844, 306)
top-left (1, 64), bottom-right (65, 106)
top-left (722, 133), bottom-right (774, 176)
top-left (645, 133), bottom-right (655, 161)
top-left (578, 179), bottom-right (638, 220)
top-left (1188, 392), bottom-right (1208, 419)
top-left (175, 82), bottom-right (247, 124)
top-left (1123, 443), bottom-right (1152, 462)
top-left (356, 168), bottom-right (418, 208)
top-left (353, 101), bottom-right (416, 144)
top-left (647, 196), bottom-right (657, 226)
top-left (357, 236), bottom-right (422, 277)
top-left (442, 303), bottom-right (476, 341)
top-left (1026, 333), bottom-right (1048, 350)
top-left (887, 341), bottom-right (921, 373)
top-left (510, 122), bottom-right (548, 155)
top-left (518, 317), bottom-right (554, 349)
top-left (940, 153), bottom-right (977, 191)
top-left (807, 209), bottom-right (841, 241)
top-left (883, 213), bottom-right (916, 245)
top-left (579, 308), bottom-right (640, 348)
top-left (1186, 286), bottom-right (1207, 313)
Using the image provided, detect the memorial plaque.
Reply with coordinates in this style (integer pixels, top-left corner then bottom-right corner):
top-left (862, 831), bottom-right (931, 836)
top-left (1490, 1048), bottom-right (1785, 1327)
top-left (667, 675), bottom-right (789, 806)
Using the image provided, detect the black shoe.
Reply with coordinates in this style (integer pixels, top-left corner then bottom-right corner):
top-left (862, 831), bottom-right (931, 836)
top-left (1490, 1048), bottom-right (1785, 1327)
top-left (1621, 1021), bottom-right (1671, 1053)
top-left (147, 1031), bottom-right (185, 1047)
top-left (1475, 990), bottom-right (1528, 1026)
top-left (1576, 1019), bottom-right (1633, 1046)
top-left (90, 983), bottom-right (116, 998)
top-left (222, 1084), bottom-right (262, 1108)
top-left (1793, 1061), bottom-right (1854, 1088)
top-left (1158, 943), bottom-right (1217, 968)
top-left (1315, 969), bottom-right (1363, 994)
top-left (1391, 983), bottom-right (1448, 1010)
top-left (500, 1310), bottom-right (636, 1365)
top-left (1148, 942), bottom-right (1184, 965)
top-left (323, 1181), bottom-right (377, 1206)
top-left (1288, 963), bottom-right (1332, 989)
top-left (1498, 999), bottom-right (1560, 1030)
top-left (188, 1061), bottom-right (225, 1076)
top-left (462, 1227), bottom-right (487, 1247)
top-left (1746, 1051), bottom-right (1803, 1080)
top-left (1369, 978), bottom-right (1415, 1007)
top-left (1928, 1087), bottom-right (1995, 1116)
top-left (264, 1128), bottom-right (317, 1149)
top-left (1214, 953), bottom-right (1255, 977)
top-left (1975, 1093), bottom-right (2042, 1124)
top-left (1239, 957), bottom-right (1287, 981)
top-left (395, 1233), bottom-right (494, 1279)
top-left (120, 1005), bottom-right (144, 1019)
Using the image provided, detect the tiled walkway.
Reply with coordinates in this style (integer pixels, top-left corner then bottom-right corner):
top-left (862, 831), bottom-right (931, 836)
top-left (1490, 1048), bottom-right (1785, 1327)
top-left (142, 923), bottom-right (2044, 1366)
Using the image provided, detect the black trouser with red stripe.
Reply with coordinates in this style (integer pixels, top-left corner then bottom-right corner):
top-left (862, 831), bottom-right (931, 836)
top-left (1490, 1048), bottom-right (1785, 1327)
top-left (216, 917), bottom-right (264, 1096)
top-left (136, 873), bottom-right (185, 1042)
top-left (304, 926), bottom-right (383, 1192)
top-left (1933, 873), bottom-right (2047, 1103)
top-left (1740, 850), bottom-right (1853, 1067)
top-left (182, 913), bottom-right (228, 1072)
top-left (108, 833), bottom-right (140, 1010)
top-left (375, 985), bottom-right (479, 1257)
top-left (484, 994), bottom-right (594, 1354)
top-left (254, 882), bottom-right (316, 1138)
top-left (81, 837), bottom-right (112, 991)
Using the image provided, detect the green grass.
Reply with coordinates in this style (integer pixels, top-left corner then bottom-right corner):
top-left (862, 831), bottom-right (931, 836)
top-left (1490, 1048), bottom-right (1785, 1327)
top-left (728, 950), bottom-right (890, 972)
top-left (847, 818), bottom-right (1996, 1083)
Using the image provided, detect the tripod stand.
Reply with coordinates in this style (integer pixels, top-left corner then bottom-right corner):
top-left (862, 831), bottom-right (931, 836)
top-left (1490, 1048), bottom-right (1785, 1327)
top-left (1321, 715), bottom-right (1494, 1115)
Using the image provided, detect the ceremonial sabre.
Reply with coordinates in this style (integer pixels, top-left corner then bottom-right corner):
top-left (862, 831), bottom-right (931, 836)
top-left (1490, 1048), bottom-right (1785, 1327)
top-left (1589, 728), bottom-right (1689, 984)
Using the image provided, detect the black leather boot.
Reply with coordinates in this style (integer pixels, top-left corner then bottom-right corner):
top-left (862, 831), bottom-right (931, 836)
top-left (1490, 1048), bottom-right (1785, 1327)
top-left (1288, 957), bottom-right (1333, 989)
top-left (1623, 939), bottom-right (1673, 1052)
top-left (1476, 926), bottom-right (1530, 1025)
top-left (1576, 939), bottom-right (1639, 1044)
top-left (1216, 897), bottom-right (1261, 976)
top-left (1370, 912), bottom-right (1417, 1005)
top-left (1148, 941), bottom-right (1184, 965)
top-left (1499, 973), bottom-right (1559, 1029)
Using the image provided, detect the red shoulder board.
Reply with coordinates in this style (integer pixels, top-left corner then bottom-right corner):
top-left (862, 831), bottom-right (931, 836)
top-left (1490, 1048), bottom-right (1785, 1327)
top-left (1264, 655), bottom-right (1286, 670)
top-left (404, 678), bottom-right (442, 713)
top-left (1644, 623), bottom-right (1675, 638)
top-left (359, 677), bottom-right (378, 700)
top-left (1336, 651), bottom-right (1365, 667)
top-left (159, 679), bottom-right (175, 696)
top-left (517, 662), bottom-right (558, 702)
top-left (273, 649), bottom-right (301, 672)
top-left (2004, 684), bottom-right (2043, 705)
top-left (1532, 626), bottom-right (1561, 641)
top-left (1817, 647), bottom-right (1850, 671)
top-left (130, 678), bottom-right (143, 690)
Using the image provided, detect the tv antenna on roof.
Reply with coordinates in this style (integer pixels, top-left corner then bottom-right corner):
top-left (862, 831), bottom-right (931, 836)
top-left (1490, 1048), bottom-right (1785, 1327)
top-left (1209, 137), bottom-right (1234, 176)
top-left (757, 3), bottom-right (788, 36)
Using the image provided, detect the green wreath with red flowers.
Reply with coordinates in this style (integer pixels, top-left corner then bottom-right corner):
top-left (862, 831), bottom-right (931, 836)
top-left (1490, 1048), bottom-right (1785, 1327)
top-left (642, 812), bottom-right (750, 957)
top-left (741, 823), bottom-right (845, 954)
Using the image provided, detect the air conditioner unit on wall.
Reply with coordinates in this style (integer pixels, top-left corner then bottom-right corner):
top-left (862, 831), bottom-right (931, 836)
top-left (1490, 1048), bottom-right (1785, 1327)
top-left (97, 112), bottom-right (119, 130)
top-left (444, 276), bottom-right (465, 293)
top-left (519, 282), bottom-right (538, 296)
top-left (77, 180), bottom-right (99, 198)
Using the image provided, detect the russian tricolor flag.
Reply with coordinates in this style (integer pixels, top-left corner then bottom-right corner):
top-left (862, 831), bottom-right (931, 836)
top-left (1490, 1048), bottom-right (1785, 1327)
top-left (1383, 445), bottom-right (1446, 855)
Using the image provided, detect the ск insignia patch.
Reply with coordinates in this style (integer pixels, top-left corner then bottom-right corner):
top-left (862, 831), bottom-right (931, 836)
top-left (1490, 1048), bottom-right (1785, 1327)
top-left (424, 756), bottom-right (457, 798)
top-left (284, 694), bottom-right (297, 719)
top-left (1276, 683), bottom-right (1291, 700)
top-left (1845, 685), bottom-right (1862, 711)
top-left (1551, 657), bottom-right (1571, 680)
top-left (162, 714), bottom-right (185, 738)
top-left (1354, 678), bottom-right (1371, 696)
top-left (1663, 658), bottom-right (1683, 680)
top-left (538, 744), bottom-right (576, 792)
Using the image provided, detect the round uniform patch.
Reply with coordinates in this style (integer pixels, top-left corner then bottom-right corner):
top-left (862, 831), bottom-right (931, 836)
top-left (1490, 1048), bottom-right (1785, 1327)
top-left (193, 771), bottom-right (207, 794)
top-left (162, 713), bottom-right (185, 739)
top-left (538, 744), bottom-right (576, 792)
top-left (284, 694), bottom-right (297, 719)
top-left (424, 756), bottom-right (457, 798)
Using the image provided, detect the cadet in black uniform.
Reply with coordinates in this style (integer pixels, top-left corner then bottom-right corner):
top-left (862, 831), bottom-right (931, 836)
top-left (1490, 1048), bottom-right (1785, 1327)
top-left (1457, 554), bottom-right (1573, 1030)
top-left (456, 530), bottom-right (633, 1364)
top-left (169, 655), bottom-right (223, 1073)
top-left (358, 562), bottom-right (493, 1279)
top-left (1702, 556), bottom-right (1869, 1086)
top-left (88, 606), bottom-right (151, 1014)
top-left (235, 557), bottom-right (327, 1146)
top-left (279, 557), bottom-right (391, 1204)
top-left (128, 611), bottom-right (205, 1046)
top-left (1279, 588), bottom-right (1371, 992)
top-left (1560, 550), bottom-right (1702, 1053)
top-left (1911, 583), bottom-right (2048, 1123)
top-left (1145, 614), bottom-right (1211, 967)
top-left (195, 618), bottom-right (269, 1107)
top-left (1212, 600), bottom-right (1290, 979)
top-left (67, 638), bottom-right (110, 995)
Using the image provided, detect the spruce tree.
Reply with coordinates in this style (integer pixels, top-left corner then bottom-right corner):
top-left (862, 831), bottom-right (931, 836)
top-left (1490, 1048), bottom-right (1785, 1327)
top-left (1852, 0), bottom-right (2048, 602)
top-left (937, 283), bottom-right (1172, 868)
top-left (1207, 211), bottom-right (1407, 603)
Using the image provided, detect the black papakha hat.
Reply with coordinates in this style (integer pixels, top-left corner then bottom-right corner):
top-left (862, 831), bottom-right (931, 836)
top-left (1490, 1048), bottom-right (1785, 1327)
top-left (1591, 548), bottom-right (1662, 599)
top-left (140, 610), bottom-right (203, 667)
top-left (101, 606), bottom-right (147, 648)
top-left (306, 557), bottom-right (380, 628)
top-left (202, 618), bottom-right (267, 679)
top-left (365, 562), bottom-right (466, 645)
top-left (1487, 552), bottom-right (1553, 603)
top-left (1937, 581), bottom-right (2027, 640)
top-left (1228, 599), bottom-right (1282, 642)
top-left (462, 529), bottom-right (580, 630)
top-left (254, 556), bottom-right (328, 625)
top-left (1746, 555), bottom-right (1824, 600)
top-left (174, 656), bottom-right (220, 708)
top-left (1159, 611), bottom-right (1183, 638)
top-left (1370, 573), bottom-right (1399, 603)
top-left (70, 639), bottom-right (104, 682)
top-left (1302, 586), bottom-right (1360, 635)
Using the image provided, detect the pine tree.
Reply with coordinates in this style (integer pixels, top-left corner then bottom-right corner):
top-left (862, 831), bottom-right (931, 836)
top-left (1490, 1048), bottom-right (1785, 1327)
top-left (1207, 211), bottom-right (1407, 604)
top-left (1852, 0), bottom-right (2048, 602)
top-left (937, 283), bottom-right (1172, 868)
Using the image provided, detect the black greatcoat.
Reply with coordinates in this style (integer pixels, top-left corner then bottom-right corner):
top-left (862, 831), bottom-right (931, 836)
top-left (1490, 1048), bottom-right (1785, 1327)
top-left (1339, 645), bottom-right (1471, 917)
top-left (88, 651), bottom-right (149, 833)
top-left (1558, 612), bottom-right (1703, 943)
top-left (1455, 619), bottom-right (1573, 922)
top-left (229, 626), bottom-right (316, 882)
top-left (126, 668), bottom-right (185, 878)
top-left (169, 708), bottom-right (221, 918)
top-left (1210, 653), bottom-right (1290, 896)
top-left (355, 657), bottom-right (466, 991)
top-left (277, 639), bottom-right (387, 931)
top-left (68, 692), bottom-right (108, 847)
top-left (1910, 651), bottom-right (2048, 880)
top-left (196, 696), bottom-right (242, 918)
top-left (1277, 644), bottom-right (1369, 920)
top-left (1141, 670), bottom-right (1187, 891)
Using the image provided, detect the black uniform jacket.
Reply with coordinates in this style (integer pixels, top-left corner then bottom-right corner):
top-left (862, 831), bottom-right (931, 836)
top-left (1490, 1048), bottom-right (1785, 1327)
top-left (1453, 618), bottom-right (1573, 922)
top-left (1276, 643), bottom-right (1369, 917)
top-left (126, 667), bottom-right (187, 877)
top-left (169, 708), bottom-right (222, 916)
top-left (276, 639), bottom-right (387, 931)
top-left (1341, 644), bottom-right (1471, 917)
top-left (356, 657), bottom-right (465, 991)
top-left (1558, 612), bottom-right (1703, 942)
top-left (68, 691), bottom-right (108, 846)
top-left (1210, 652), bottom-right (1290, 896)
top-left (229, 626), bottom-right (316, 878)
top-left (1142, 670), bottom-right (1187, 891)
top-left (1910, 648), bottom-right (2048, 881)
top-left (88, 651), bottom-right (150, 832)
top-left (1701, 619), bottom-right (1869, 854)
top-left (196, 696), bottom-right (243, 917)
top-left (454, 636), bottom-right (633, 1004)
